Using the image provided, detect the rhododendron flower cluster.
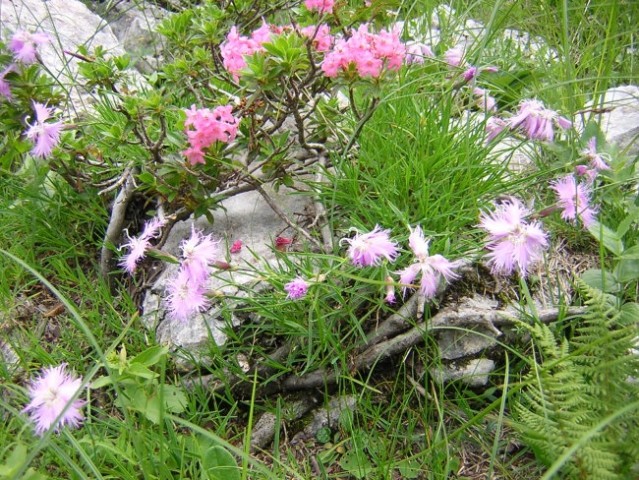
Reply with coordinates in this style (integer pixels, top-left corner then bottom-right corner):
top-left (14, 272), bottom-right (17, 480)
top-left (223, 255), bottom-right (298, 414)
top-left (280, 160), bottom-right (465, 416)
top-left (304, 0), bottom-right (335, 14)
top-left (166, 228), bottom-right (220, 322)
top-left (300, 24), bottom-right (333, 52)
top-left (479, 198), bottom-right (548, 277)
top-left (398, 226), bottom-right (461, 299)
top-left (23, 364), bottom-right (85, 436)
top-left (220, 22), bottom-right (275, 81)
top-left (182, 104), bottom-right (239, 165)
top-left (550, 175), bottom-right (597, 228)
top-left (25, 102), bottom-right (63, 158)
top-left (9, 30), bottom-right (49, 64)
top-left (321, 24), bottom-right (406, 78)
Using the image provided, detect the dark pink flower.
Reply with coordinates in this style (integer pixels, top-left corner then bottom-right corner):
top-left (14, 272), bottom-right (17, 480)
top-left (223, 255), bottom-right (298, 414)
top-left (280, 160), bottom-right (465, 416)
top-left (23, 364), bottom-right (85, 436)
top-left (284, 277), bottom-right (309, 300)
top-left (275, 237), bottom-right (293, 251)
top-left (230, 239), bottom-right (243, 254)
top-left (479, 198), bottom-right (548, 276)
top-left (342, 225), bottom-right (398, 267)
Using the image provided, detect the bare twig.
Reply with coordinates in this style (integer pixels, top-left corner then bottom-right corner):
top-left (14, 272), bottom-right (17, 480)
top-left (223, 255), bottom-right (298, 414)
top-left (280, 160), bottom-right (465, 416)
top-left (99, 168), bottom-right (138, 281)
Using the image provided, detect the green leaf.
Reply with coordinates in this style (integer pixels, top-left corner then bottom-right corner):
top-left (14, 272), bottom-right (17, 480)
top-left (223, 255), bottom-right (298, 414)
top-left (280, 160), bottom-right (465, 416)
top-left (0, 443), bottom-right (26, 476)
top-left (90, 375), bottom-right (114, 389)
top-left (396, 458), bottom-right (421, 479)
top-left (580, 268), bottom-right (620, 293)
top-left (126, 363), bottom-right (159, 380)
top-left (614, 257), bottom-right (639, 283)
top-left (131, 345), bottom-right (169, 367)
top-left (587, 220), bottom-right (624, 256)
top-left (338, 450), bottom-right (374, 479)
top-left (200, 445), bottom-right (240, 480)
top-left (162, 385), bottom-right (188, 414)
top-left (619, 244), bottom-right (639, 260)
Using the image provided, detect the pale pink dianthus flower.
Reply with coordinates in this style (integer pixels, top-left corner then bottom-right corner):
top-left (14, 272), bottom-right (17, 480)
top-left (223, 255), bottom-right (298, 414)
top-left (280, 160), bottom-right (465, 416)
top-left (479, 198), bottom-right (548, 276)
top-left (180, 227), bottom-right (220, 284)
top-left (398, 226), bottom-right (460, 299)
top-left (9, 30), bottom-right (49, 64)
top-left (165, 268), bottom-right (210, 322)
top-left (23, 364), bottom-right (85, 436)
top-left (25, 102), bottom-right (63, 158)
top-left (550, 175), bottom-right (597, 228)
top-left (582, 137), bottom-right (610, 171)
top-left (508, 99), bottom-right (572, 142)
top-left (119, 217), bottom-right (165, 274)
top-left (341, 225), bottom-right (399, 267)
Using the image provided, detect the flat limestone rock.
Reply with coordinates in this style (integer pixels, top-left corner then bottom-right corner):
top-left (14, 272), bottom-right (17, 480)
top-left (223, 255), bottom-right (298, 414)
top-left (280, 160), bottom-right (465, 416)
top-left (141, 184), bottom-right (313, 368)
top-left (1, 0), bottom-right (144, 113)
top-left (580, 85), bottom-right (639, 158)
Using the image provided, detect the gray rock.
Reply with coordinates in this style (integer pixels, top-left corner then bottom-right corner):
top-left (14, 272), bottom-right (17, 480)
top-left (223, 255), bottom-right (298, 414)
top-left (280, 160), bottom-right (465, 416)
top-left (1, 0), bottom-right (123, 111)
top-left (430, 358), bottom-right (495, 387)
top-left (141, 184), bottom-right (313, 367)
top-left (104, 0), bottom-right (169, 74)
top-left (580, 85), bottom-right (639, 158)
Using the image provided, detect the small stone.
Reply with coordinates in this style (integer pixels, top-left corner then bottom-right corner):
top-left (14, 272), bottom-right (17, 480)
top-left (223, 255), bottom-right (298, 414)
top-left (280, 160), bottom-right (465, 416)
top-left (430, 358), bottom-right (496, 387)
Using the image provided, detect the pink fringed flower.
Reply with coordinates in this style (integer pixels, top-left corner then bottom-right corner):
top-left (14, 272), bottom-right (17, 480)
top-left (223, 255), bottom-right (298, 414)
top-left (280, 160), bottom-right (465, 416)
top-left (405, 42), bottom-right (434, 64)
top-left (485, 116), bottom-right (507, 142)
top-left (23, 364), bottom-right (85, 436)
top-left (182, 104), bottom-right (239, 165)
top-left (473, 87), bottom-right (496, 112)
top-left (479, 198), bottom-right (548, 276)
top-left (342, 225), bottom-right (399, 267)
top-left (508, 99), bottom-right (572, 142)
top-left (582, 137), bottom-right (610, 171)
top-left (9, 30), bottom-right (49, 64)
top-left (284, 277), bottom-right (309, 300)
top-left (444, 47), bottom-right (465, 67)
top-left (180, 227), bottom-right (220, 284)
top-left (119, 217), bottom-right (165, 274)
top-left (0, 65), bottom-right (14, 99)
top-left (166, 268), bottom-right (210, 322)
top-left (304, 0), bottom-right (335, 14)
top-left (398, 226), bottom-right (460, 299)
top-left (25, 102), bottom-right (63, 158)
top-left (550, 175), bottom-right (597, 228)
